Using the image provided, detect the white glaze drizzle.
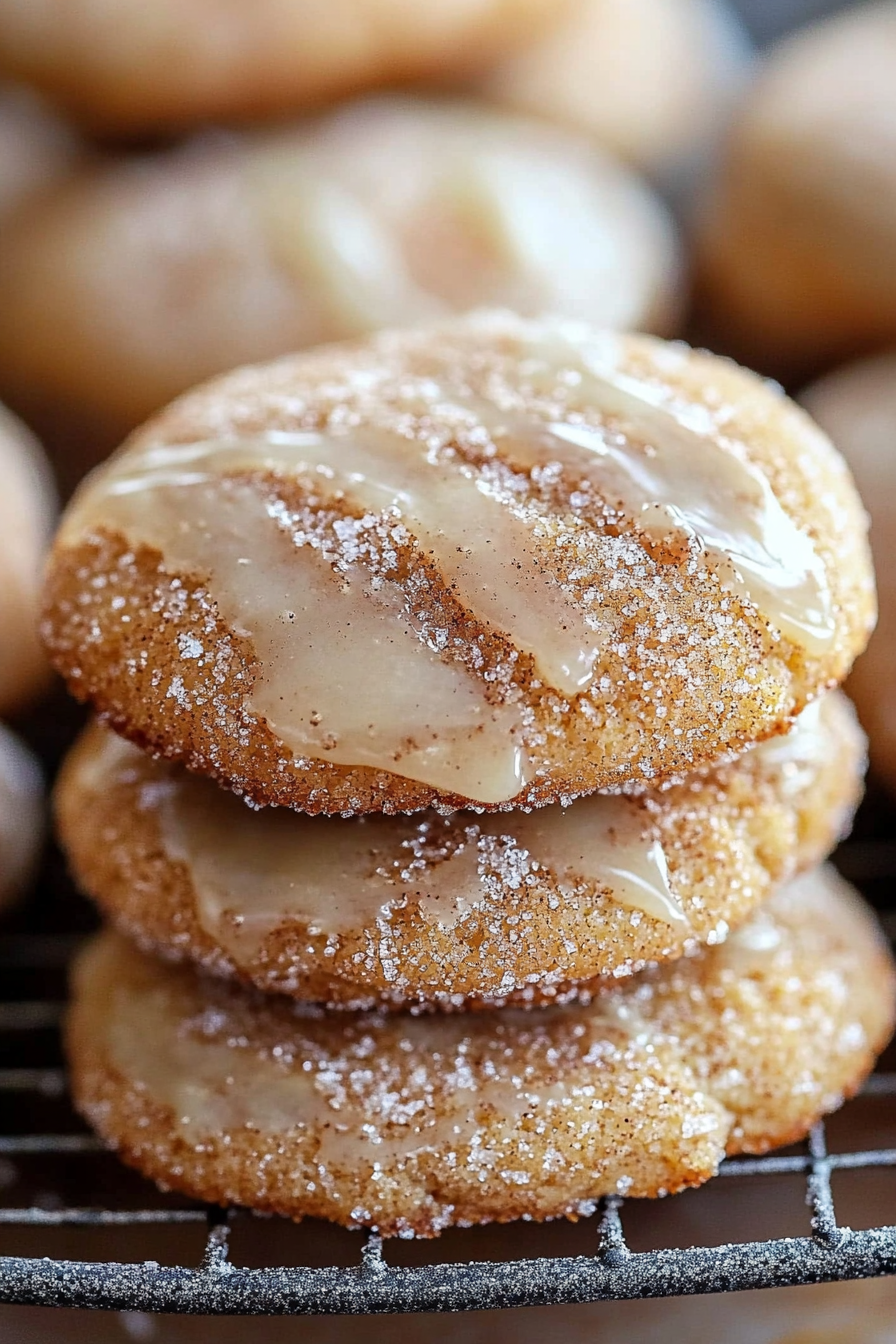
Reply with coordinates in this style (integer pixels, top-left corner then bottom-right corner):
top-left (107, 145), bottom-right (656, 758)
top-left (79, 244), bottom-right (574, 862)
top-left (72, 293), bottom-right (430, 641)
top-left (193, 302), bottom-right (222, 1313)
top-left (60, 336), bottom-right (833, 797)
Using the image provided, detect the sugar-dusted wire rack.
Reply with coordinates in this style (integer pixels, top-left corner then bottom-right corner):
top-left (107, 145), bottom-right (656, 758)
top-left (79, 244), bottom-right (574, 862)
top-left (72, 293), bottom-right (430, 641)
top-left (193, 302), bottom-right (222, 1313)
top-left (1, 781), bottom-right (896, 1316)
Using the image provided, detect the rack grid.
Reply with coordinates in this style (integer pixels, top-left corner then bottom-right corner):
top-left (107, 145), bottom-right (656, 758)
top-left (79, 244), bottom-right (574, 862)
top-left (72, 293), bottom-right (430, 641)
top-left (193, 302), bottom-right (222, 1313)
top-left (1, 817), bottom-right (896, 1315)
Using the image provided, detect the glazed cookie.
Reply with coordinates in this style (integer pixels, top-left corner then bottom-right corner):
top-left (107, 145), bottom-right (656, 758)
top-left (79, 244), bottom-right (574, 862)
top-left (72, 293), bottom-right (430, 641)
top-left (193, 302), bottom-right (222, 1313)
top-left (486, 0), bottom-right (748, 178)
top-left (42, 313), bottom-right (876, 814)
top-left (56, 694), bottom-right (865, 1007)
top-left (67, 867), bottom-right (896, 1235)
top-left (0, 404), bottom-right (56, 715)
top-left (0, 0), bottom-right (557, 134)
top-left (0, 723), bottom-right (44, 912)
top-left (696, 1), bottom-right (896, 378)
top-left (0, 100), bottom-right (680, 436)
top-left (802, 352), bottom-right (896, 795)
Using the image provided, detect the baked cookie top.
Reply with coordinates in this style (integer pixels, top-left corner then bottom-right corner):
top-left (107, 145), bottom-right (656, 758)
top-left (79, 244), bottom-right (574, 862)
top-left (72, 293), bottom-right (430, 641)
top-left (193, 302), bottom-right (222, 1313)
top-left (43, 312), bottom-right (876, 812)
top-left (67, 866), bottom-right (895, 1236)
top-left (56, 692), bottom-right (864, 1005)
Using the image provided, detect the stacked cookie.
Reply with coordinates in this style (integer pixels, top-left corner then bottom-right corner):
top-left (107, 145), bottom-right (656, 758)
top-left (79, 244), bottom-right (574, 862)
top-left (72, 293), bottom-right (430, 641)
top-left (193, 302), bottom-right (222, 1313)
top-left (46, 311), bottom-right (895, 1236)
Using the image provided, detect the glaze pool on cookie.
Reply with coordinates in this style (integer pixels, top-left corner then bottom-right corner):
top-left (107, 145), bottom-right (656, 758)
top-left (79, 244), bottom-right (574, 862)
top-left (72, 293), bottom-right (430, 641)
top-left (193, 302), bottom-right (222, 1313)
top-left (56, 693), bottom-right (865, 1005)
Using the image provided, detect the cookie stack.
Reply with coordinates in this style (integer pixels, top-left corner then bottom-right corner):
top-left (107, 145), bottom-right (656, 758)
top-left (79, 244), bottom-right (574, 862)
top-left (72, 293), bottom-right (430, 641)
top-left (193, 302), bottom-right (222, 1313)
top-left (46, 311), bottom-right (895, 1236)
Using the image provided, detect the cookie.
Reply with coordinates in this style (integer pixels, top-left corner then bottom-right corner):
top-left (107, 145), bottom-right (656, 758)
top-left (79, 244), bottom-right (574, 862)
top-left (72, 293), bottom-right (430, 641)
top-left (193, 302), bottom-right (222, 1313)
top-left (42, 312), bottom-right (876, 814)
top-left (696, 2), bottom-right (896, 378)
top-left (0, 83), bottom-right (79, 220)
top-left (801, 351), bottom-right (896, 794)
top-left (0, 403), bottom-right (56, 715)
top-left (66, 866), bottom-right (896, 1236)
top-left (486, 0), bottom-right (748, 178)
top-left (0, 0), bottom-right (556, 134)
top-left (56, 693), bottom-right (865, 1007)
top-left (0, 722), bottom-right (44, 912)
top-left (0, 100), bottom-right (681, 437)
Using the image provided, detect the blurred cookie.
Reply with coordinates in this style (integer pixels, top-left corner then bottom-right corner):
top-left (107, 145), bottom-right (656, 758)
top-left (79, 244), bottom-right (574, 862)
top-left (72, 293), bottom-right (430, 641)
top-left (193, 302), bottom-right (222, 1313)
top-left (802, 351), bottom-right (896, 793)
top-left (486, 0), bottom-right (749, 178)
top-left (43, 313), bottom-right (875, 814)
top-left (696, 1), bottom-right (896, 378)
top-left (0, 84), bottom-right (79, 219)
top-left (67, 866), bottom-right (895, 1235)
top-left (0, 0), bottom-right (560, 134)
top-left (0, 100), bottom-right (681, 437)
top-left (56, 694), bottom-right (865, 1007)
top-left (0, 723), bottom-right (43, 912)
top-left (0, 404), bottom-right (55, 714)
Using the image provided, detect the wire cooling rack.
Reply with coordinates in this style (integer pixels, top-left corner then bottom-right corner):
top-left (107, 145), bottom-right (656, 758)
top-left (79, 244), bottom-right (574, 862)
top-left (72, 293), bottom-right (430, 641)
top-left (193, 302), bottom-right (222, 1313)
top-left (1, 745), bottom-right (896, 1317)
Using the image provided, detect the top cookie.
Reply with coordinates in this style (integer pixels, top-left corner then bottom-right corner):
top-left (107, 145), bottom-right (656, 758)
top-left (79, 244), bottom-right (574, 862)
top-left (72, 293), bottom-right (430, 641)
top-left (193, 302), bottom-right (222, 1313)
top-left (0, 0), bottom-right (557, 134)
top-left (42, 312), bottom-right (875, 814)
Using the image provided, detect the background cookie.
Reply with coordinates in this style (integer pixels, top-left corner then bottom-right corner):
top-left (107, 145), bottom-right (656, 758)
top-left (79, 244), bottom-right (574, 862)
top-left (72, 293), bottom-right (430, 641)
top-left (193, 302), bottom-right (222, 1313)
top-left (56, 693), bottom-right (865, 1007)
top-left (0, 403), bottom-right (56, 715)
top-left (485, 0), bottom-right (749, 179)
top-left (67, 866), bottom-right (895, 1236)
top-left (0, 100), bottom-right (681, 441)
top-left (0, 83), bottom-right (79, 220)
top-left (801, 351), bottom-right (896, 794)
top-left (0, 0), bottom-right (558, 134)
top-left (43, 312), bottom-right (875, 814)
top-left (0, 722), bottom-right (44, 913)
top-left (696, 1), bottom-right (896, 378)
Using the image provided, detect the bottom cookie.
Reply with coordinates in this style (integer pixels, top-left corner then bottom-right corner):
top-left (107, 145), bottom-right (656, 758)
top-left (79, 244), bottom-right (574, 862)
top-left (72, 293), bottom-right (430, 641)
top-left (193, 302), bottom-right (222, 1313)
top-left (67, 866), bottom-right (895, 1237)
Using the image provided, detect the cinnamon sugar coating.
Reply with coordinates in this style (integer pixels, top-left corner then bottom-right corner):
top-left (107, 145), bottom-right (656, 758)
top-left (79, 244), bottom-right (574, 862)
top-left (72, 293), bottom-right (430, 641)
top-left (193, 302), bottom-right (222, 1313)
top-left (42, 314), bottom-right (875, 812)
top-left (67, 868), bottom-right (896, 1236)
top-left (56, 694), bottom-right (864, 1007)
